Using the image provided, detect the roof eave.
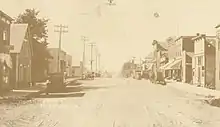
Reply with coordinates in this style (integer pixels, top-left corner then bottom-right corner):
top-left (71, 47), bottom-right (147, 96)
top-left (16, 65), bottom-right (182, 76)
top-left (215, 24), bottom-right (220, 28)
top-left (175, 36), bottom-right (196, 42)
top-left (0, 10), bottom-right (14, 21)
top-left (192, 35), bottom-right (206, 41)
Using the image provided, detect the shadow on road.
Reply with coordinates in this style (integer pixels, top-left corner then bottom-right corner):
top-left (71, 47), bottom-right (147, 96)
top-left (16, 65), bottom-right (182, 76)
top-left (26, 80), bottom-right (108, 99)
top-left (205, 98), bottom-right (220, 108)
top-left (67, 80), bottom-right (82, 86)
top-left (35, 92), bottom-right (86, 98)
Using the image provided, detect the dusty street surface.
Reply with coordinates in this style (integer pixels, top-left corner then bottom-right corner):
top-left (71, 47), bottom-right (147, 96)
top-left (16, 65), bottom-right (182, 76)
top-left (1, 78), bottom-right (220, 127)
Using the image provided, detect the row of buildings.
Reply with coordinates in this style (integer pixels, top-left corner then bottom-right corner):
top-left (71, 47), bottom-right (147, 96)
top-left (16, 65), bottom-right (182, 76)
top-left (0, 10), bottom-right (82, 91)
top-left (145, 26), bottom-right (220, 90)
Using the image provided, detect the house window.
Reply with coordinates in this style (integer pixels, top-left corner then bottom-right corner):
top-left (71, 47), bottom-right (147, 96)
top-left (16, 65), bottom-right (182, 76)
top-left (3, 31), bottom-right (7, 41)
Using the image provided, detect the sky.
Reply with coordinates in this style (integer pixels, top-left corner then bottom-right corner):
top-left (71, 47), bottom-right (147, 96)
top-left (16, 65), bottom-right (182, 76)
top-left (1, 0), bottom-right (220, 72)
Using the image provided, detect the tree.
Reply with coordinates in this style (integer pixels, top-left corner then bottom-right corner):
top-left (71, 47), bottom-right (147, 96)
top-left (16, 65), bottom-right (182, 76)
top-left (15, 9), bottom-right (52, 82)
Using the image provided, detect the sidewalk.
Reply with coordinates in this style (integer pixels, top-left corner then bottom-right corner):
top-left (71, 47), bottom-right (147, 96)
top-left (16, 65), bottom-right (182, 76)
top-left (0, 77), bottom-right (79, 100)
top-left (167, 80), bottom-right (220, 98)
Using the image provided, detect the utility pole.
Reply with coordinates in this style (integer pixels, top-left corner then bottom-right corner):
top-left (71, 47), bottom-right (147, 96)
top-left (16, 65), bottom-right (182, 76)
top-left (95, 48), bottom-right (98, 72)
top-left (88, 42), bottom-right (96, 71)
top-left (81, 36), bottom-right (89, 74)
top-left (98, 53), bottom-right (101, 72)
top-left (54, 24), bottom-right (68, 72)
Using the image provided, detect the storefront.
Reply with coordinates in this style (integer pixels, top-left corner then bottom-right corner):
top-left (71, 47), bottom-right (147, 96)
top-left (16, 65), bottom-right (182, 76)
top-left (164, 58), bottom-right (182, 81)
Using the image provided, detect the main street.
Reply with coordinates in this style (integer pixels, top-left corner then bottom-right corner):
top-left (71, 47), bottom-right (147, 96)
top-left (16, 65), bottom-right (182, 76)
top-left (1, 78), bottom-right (220, 127)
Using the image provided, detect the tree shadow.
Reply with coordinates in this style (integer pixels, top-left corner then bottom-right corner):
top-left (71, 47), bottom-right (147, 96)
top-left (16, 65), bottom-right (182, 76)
top-left (35, 92), bottom-right (85, 98)
top-left (205, 98), bottom-right (220, 108)
top-left (27, 83), bottom-right (108, 99)
top-left (67, 80), bottom-right (82, 86)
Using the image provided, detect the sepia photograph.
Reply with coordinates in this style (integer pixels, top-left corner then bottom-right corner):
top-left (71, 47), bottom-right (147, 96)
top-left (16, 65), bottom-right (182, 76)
top-left (1, 0), bottom-right (220, 126)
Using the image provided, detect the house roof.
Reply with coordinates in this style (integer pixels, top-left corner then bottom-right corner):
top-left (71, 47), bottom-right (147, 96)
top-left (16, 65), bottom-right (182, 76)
top-left (175, 36), bottom-right (195, 42)
top-left (48, 48), bottom-right (66, 54)
top-left (10, 24), bottom-right (28, 53)
top-left (215, 24), bottom-right (220, 28)
top-left (0, 10), bottom-right (13, 21)
top-left (192, 34), bottom-right (216, 41)
top-left (158, 42), bottom-right (168, 50)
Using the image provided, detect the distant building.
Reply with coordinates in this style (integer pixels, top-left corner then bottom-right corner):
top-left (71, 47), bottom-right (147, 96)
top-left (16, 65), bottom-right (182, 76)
top-left (48, 48), bottom-right (67, 74)
top-left (152, 40), bottom-right (168, 77)
top-left (72, 66), bottom-right (81, 77)
top-left (10, 24), bottom-right (33, 88)
top-left (65, 54), bottom-right (72, 77)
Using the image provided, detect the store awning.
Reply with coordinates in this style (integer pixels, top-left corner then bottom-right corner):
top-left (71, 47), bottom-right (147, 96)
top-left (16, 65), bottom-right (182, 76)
top-left (160, 60), bottom-right (174, 70)
top-left (0, 53), bottom-right (12, 69)
top-left (146, 63), bottom-right (154, 71)
top-left (165, 59), bottom-right (182, 70)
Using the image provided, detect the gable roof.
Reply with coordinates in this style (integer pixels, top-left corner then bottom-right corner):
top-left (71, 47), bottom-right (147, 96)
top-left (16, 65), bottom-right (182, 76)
top-left (158, 42), bottom-right (168, 50)
top-left (0, 10), bottom-right (13, 21)
top-left (175, 36), bottom-right (195, 42)
top-left (10, 24), bottom-right (28, 53)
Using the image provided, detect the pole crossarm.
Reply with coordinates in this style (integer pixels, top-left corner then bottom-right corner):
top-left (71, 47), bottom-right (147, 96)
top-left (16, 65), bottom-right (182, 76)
top-left (88, 42), bottom-right (96, 71)
top-left (81, 36), bottom-right (89, 74)
top-left (54, 24), bottom-right (68, 72)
